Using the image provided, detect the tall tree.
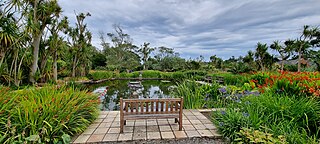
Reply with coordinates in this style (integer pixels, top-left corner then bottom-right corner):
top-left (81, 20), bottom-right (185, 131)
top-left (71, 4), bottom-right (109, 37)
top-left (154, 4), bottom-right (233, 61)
top-left (101, 25), bottom-right (139, 71)
top-left (27, 0), bottom-right (62, 83)
top-left (270, 40), bottom-right (293, 71)
top-left (243, 50), bottom-right (254, 64)
top-left (309, 27), bottom-right (320, 71)
top-left (153, 47), bottom-right (184, 71)
top-left (68, 12), bottom-right (92, 77)
top-left (138, 42), bottom-right (155, 70)
top-left (254, 42), bottom-right (269, 71)
top-left (210, 55), bottom-right (223, 69)
top-left (107, 24), bottom-right (133, 50)
top-left (48, 17), bottom-right (68, 82)
top-left (295, 25), bottom-right (317, 72)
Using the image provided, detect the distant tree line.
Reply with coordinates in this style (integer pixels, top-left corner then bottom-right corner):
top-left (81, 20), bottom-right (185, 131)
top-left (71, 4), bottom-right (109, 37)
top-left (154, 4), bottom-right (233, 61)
top-left (93, 25), bottom-right (320, 74)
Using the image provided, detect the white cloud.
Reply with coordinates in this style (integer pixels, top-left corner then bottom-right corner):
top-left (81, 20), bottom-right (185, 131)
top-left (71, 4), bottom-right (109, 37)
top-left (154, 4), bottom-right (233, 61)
top-left (58, 0), bottom-right (320, 60)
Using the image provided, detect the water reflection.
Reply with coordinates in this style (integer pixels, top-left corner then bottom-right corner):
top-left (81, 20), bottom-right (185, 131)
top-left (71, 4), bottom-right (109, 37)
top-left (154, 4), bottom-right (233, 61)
top-left (88, 80), bottom-right (175, 111)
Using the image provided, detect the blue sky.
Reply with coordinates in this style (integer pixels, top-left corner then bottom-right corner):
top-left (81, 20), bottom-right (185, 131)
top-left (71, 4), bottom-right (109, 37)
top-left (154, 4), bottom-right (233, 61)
top-left (58, 0), bottom-right (320, 60)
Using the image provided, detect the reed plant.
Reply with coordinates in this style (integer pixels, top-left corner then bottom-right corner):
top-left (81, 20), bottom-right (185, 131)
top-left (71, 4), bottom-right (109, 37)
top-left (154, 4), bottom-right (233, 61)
top-left (173, 81), bottom-right (205, 109)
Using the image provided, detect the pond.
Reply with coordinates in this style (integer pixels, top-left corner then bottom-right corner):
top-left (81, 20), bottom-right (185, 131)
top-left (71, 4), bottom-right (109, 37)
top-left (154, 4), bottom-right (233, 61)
top-left (87, 80), bottom-right (176, 111)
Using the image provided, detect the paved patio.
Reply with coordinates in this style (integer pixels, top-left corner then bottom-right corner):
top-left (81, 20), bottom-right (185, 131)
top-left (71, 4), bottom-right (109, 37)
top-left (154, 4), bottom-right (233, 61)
top-left (72, 109), bottom-right (222, 143)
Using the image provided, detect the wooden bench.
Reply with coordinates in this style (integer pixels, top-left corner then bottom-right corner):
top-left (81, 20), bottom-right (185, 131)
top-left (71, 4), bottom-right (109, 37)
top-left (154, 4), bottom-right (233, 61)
top-left (120, 97), bottom-right (184, 133)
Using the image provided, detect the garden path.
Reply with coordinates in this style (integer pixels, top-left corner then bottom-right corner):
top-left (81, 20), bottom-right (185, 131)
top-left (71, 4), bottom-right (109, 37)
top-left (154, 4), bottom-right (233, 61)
top-left (72, 109), bottom-right (222, 143)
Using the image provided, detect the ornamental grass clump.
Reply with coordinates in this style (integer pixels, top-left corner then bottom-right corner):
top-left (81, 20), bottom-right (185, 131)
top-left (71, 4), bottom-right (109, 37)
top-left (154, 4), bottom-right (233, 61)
top-left (0, 86), bottom-right (99, 143)
top-left (173, 81), bottom-right (205, 109)
top-left (212, 92), bottom-right (320, 143)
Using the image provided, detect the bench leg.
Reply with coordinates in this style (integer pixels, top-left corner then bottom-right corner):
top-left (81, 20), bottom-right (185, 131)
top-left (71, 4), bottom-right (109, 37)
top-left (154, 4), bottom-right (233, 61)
top-left (120, 117), bottom-right (124, 133)
top-left (120, 119), bottom-right (124, 133)
top-left (120, 98), bottom-right (124, 133)
top-left (124, 120), bottom-right (126, 125)
top-left (179, 117), bottom-right (182, 131)
top-left (175, 118), bottom-right (178, 123)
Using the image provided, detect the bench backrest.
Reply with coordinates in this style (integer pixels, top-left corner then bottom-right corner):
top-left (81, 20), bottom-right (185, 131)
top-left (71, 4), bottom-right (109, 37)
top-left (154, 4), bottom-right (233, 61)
top-left (120, 98), bottom-right (183, 114)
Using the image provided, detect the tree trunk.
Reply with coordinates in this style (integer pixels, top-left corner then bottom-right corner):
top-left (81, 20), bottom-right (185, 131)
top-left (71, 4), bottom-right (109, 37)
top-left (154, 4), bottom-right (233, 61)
top-left (53, 50), bottom-right (58, 82)
top-left (281, 56), bottom-right (284, 71)
top-left (40, 55), bottom-right (48, 83)
top-left (29, 34), bottom-right (41, 83)
top-left (80, 64), bottom-right (85, 77)
top-left (143, 62), bottom-right (146, 70)
top-left (297, 50), bottom-right (302, 72)
top-left (72, 55), bottom-right (77, 77)
top-left (259, 61), bottom-right (265, 71)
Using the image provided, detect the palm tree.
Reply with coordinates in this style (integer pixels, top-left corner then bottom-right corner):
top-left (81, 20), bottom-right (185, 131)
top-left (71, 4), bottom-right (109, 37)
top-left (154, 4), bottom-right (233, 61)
top-left (0, 13), bottom-right (17, 68)
top-left (254, 42), bottom-right (268, 71)
top-left (210, 55), bottom-right (223, 69)
top-left (0, 10), bottom-right (25, 85)
top-left (270, 40), bottom-right (293, 71)
top-left (67, 12), bottom-right (91, 77)
top-left (27, 0), bottom-right (62, 83)
top-left (295, 25), bottom-right (318, 72)
top-left (48, 17), bottom-right (68, 82)
top-left (243, 51), bottom-right (254, 64)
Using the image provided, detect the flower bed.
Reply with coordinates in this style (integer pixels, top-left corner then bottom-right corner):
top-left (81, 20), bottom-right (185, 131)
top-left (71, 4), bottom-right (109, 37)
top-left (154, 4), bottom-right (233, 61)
top-left (206, 71), bottom-right (320, 143)
top-left (250, 71), bottom-right (320, 97)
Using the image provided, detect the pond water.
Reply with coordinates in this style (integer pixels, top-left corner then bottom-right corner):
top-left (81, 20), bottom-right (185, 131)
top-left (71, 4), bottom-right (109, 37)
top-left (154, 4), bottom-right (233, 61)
top-left (87, 80), bottom-right (176, 111)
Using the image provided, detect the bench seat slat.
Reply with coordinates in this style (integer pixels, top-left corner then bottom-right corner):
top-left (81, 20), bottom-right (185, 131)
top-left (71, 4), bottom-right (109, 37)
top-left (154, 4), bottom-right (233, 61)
top-left (123, 111), bottom-right (179, 115)
top-left (124, 114), bottom-right (179, 120)
top-left (123, 98), bottom-right (181, 102)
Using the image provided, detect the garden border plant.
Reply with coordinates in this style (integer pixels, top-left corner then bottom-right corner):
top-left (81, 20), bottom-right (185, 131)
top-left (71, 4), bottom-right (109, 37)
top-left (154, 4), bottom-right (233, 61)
top-left (0, 85), bottom-right (99, 143)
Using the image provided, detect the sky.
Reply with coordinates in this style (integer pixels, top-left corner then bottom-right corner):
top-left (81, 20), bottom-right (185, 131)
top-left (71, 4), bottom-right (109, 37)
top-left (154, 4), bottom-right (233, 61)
top-left (58, 0), bottom-right (320, 60)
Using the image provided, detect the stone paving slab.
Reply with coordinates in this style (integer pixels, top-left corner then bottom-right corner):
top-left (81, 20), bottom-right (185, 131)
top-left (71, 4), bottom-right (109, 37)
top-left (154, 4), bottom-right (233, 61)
top-left (73, 109), bottom-right (221, 143)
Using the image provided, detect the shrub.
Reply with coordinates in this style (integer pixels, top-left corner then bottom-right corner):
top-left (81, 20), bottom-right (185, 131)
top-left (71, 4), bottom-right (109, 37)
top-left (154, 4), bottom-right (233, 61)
top-left (170, 72), bottom-right (186, 80)
top-left (183, 70), bottom-right (207, 78)
top-left (235, 127), bottom-right (287, 144)
top-left (141, 70), bottom-right (161, 78)
top-left (228, 62), bottom-right (255, 74)
top-left (283, 64), bottom-right (298, 72)
top-left (209, 73), bottom-right (250, 86)
top-left (88, 70), bottom-right (114, 80)
top-left (160, 72), bottom-right (173, 79)
top-left (0, 86), bottom-right (99, 143)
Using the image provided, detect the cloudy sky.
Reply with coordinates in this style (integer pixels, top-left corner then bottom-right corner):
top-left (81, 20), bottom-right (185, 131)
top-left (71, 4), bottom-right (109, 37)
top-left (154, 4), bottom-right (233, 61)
top-left (58, 0), bottom-right (320, 60)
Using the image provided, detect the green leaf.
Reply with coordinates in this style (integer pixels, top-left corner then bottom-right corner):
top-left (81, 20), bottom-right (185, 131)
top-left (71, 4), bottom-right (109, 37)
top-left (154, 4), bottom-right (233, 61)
top-left (25, 135), bottom-right (40, 142)
top-left (62, 134), bottom-right (71, 144)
